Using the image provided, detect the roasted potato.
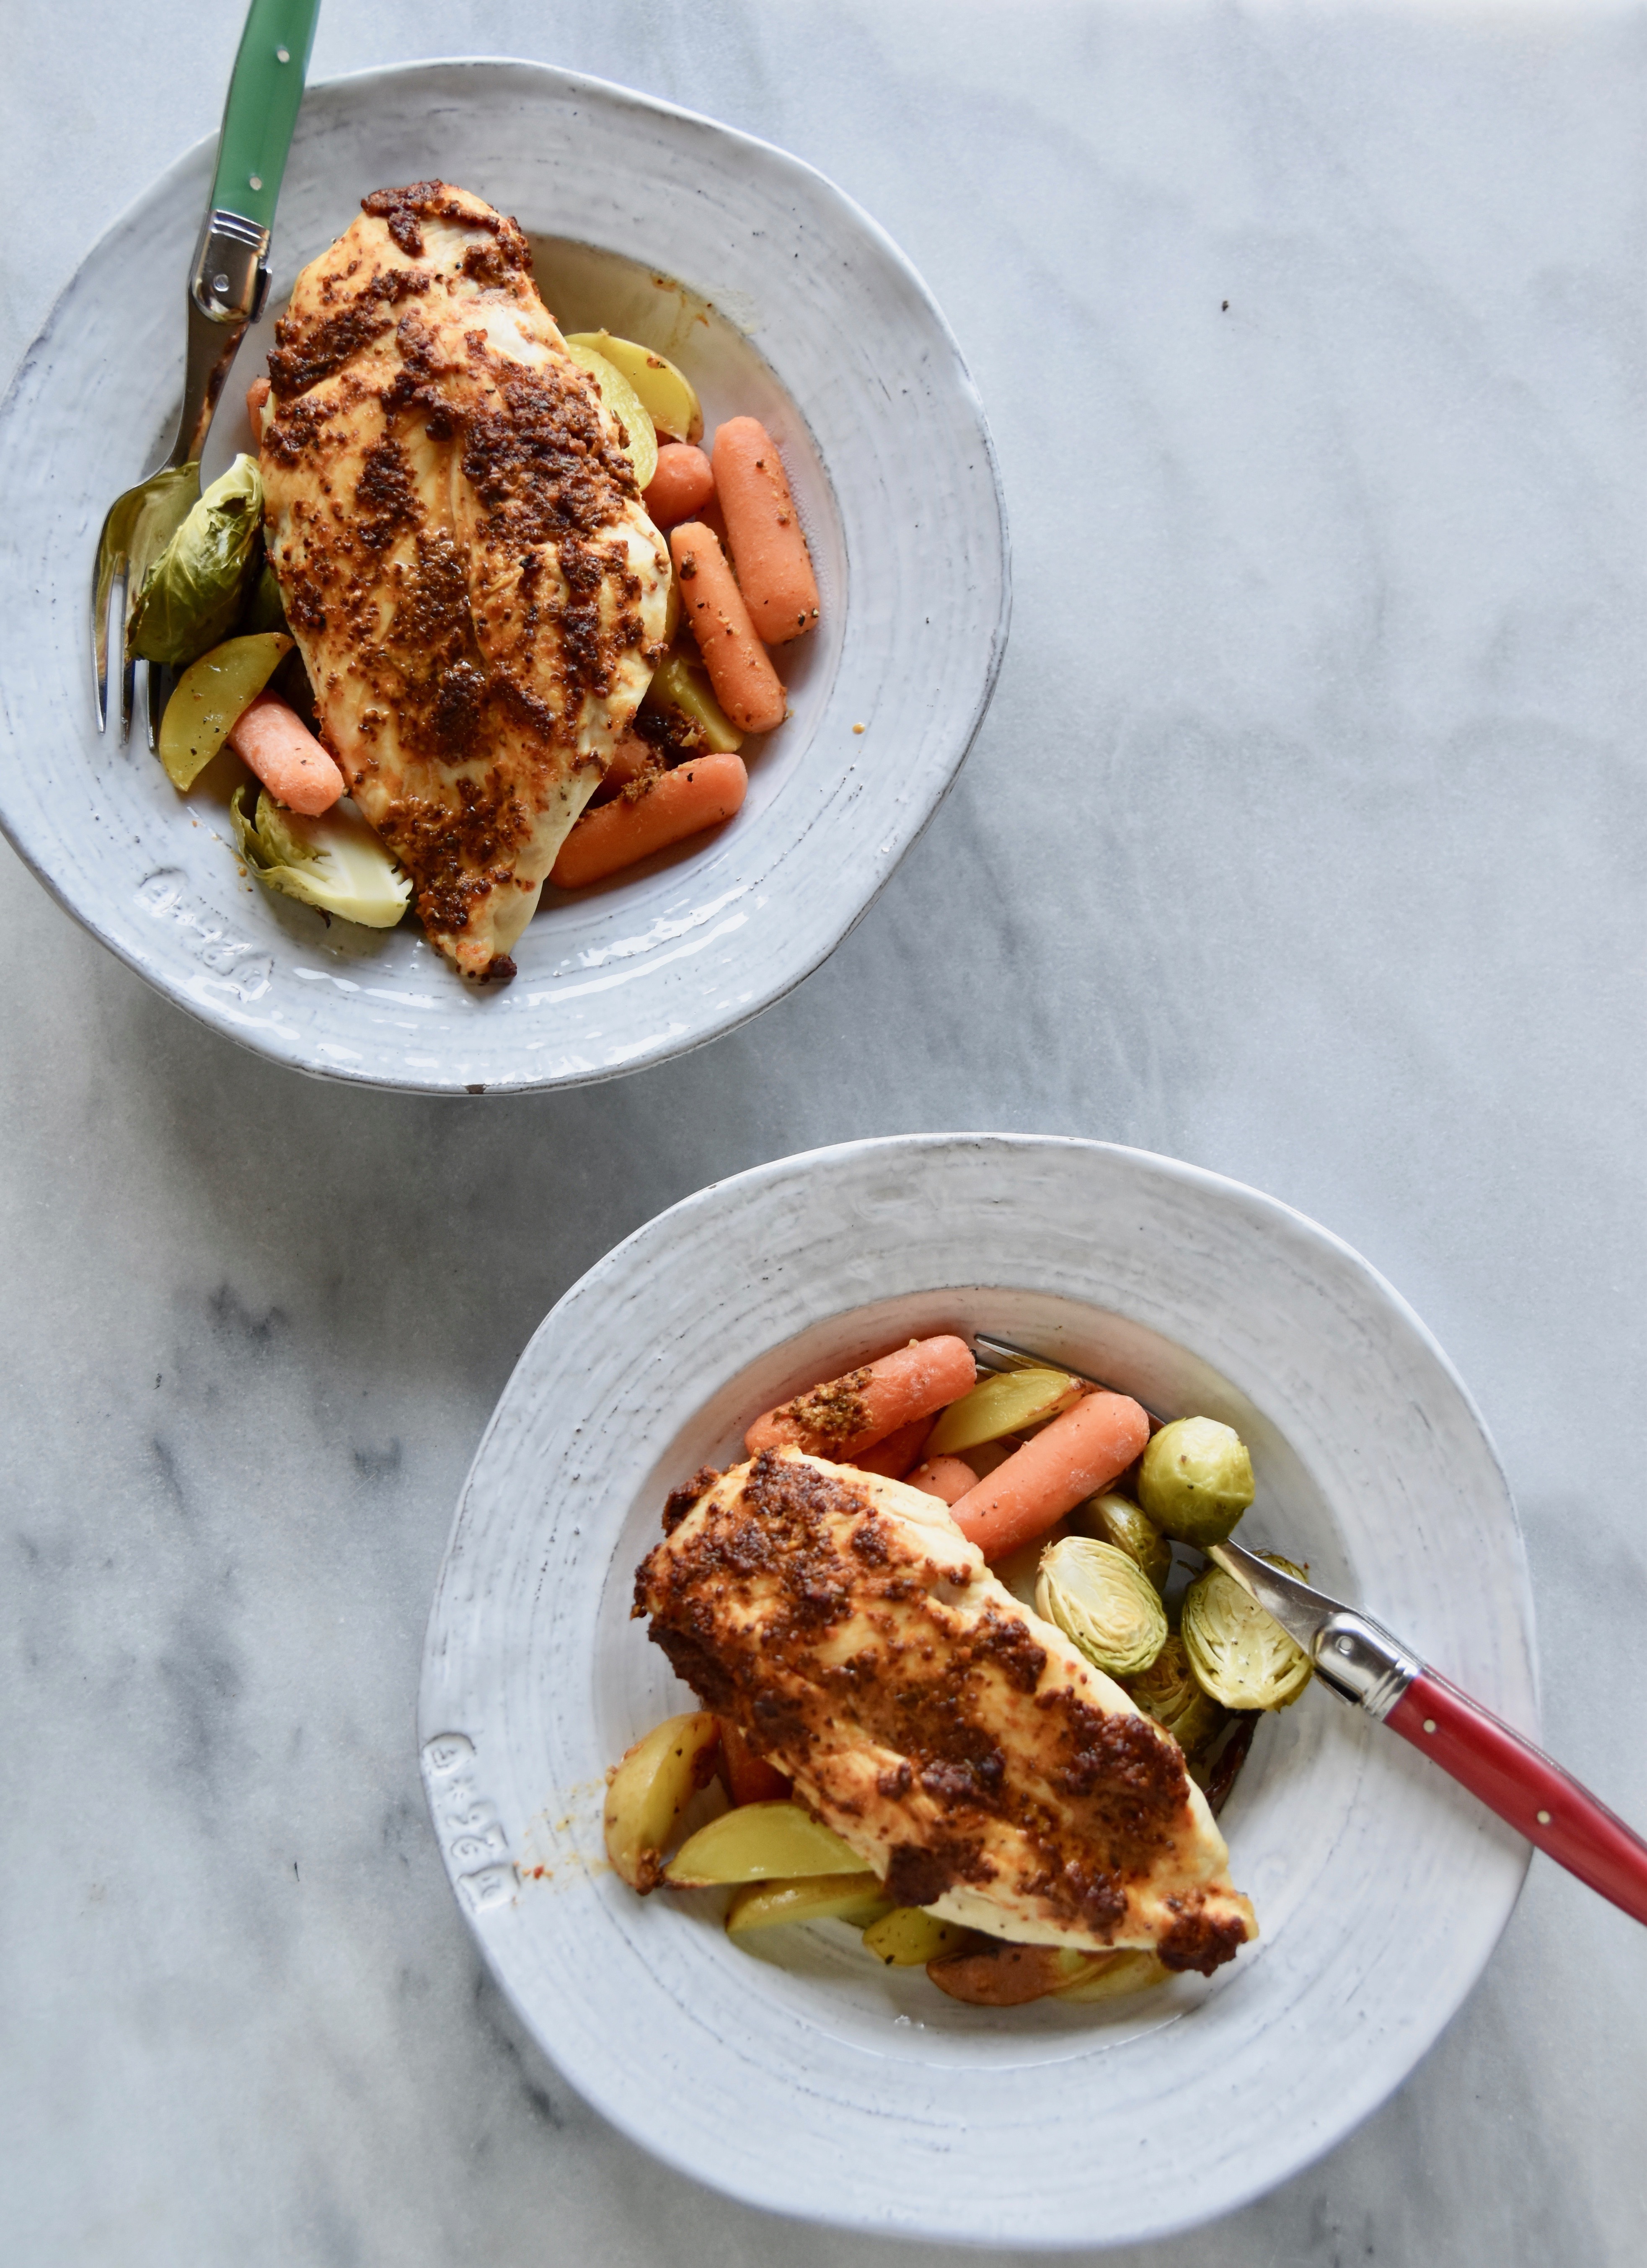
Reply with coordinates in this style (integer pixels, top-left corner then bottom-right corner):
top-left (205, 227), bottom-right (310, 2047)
top-left (566, 329), bottom-right (704, 446)
top-left (861, 1907), bottom-right (975, 1967)
top-left (602, 1710), bottom-right (721, 1892)
top-left (1050, 1950), bottom-right (1170, 2002)
top-left (926, 1368), bottom-right (1078, 1457)
top-left (664, 1799), bottom-right (864, 1887)
top-left (726, 1873), bottom-right (890, 1935)
top-left (926, 1940), bottom-right (1110, 2006)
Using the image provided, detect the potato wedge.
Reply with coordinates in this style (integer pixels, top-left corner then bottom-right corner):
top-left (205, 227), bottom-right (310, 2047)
top-left (726, 1873), bottom-right (889, 1935)
top-left (926, 1369), bottom-right (1080, 1457)
top-left (566, 330), bottom-right (703, 446)
top-left (926, 1940), bottom-right (1110, 2007)
top-left (664, 1800), bottom-right (864, 1887)
top-left (1050, 1950), bottom-right (1171, 2002)
top-left (159, 631), bottom-right (292, 790)
top-left (564, 341), bottom-right (659, 489)
top-left (861, 1907), bottom-right (975, 1968)
top-left (602, 1710), bottom-right (721, 1892)
top-left (643, 652), bottom-right (743, 754)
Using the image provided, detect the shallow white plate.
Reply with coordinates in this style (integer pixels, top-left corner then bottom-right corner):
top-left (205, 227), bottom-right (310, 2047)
top-left (419, 1134), bottom-right (1535, 2245)
top-left (0, 61), bottom-right (1007, 1091)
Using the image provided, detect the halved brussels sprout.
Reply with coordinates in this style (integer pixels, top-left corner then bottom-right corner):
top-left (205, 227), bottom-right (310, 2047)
top-left (861, 1907), bottom-right (974, 1967)
top-left (1181, 1555), bottom-right (1313, 1710)
top-left (564, 341), bottom-right (659, 488)
top-left (230, 786), bottom-right (412, 928)
top-left (664, 1800), bottom-right (864, 1887)
top-left (1194, 1710), bottom-right (1259, 1816)
top-left (1073, 1490), bottom-right (1172, 1594)
top-left (240, 561), bottom-right (289, 635)
top-left (1036, 1537), bottom-right (1168, 1679)
top-left (565, 329), bottom-right (703, 445)
top-left (926, 1367), bottom-right (1078, 1457)
top-left (643, 652), bottom-right (743, 752)
top-left (159, 632), bottom-right (291, 790)
top-left (1123, 1633), bottom-right (1228, 1758)
top-left (726, 1873), bottom-right (889, 1935)
top-left (603, 1711), bottom-right (722, 1892)
top-left (1137, 1416), bottom-right (1254, 1548)
top-left (1050, 1950), bottom-right (1170, 2002)
top-left (128, 454), bottom-right (265, 667)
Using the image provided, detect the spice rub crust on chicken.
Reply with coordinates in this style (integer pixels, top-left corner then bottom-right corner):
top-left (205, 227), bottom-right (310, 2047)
top-left (259, 181), bottom-right (670, 979)
top-left (636, 1448), bottom-right (1257, 1974)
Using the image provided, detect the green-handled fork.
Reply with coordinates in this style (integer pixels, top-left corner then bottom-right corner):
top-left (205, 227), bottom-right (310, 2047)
top-left (91, 0), bottom-right (321, 744)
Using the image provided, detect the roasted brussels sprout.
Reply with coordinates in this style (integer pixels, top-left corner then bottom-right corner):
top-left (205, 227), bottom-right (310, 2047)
top-left (1137, 1416), bottom-right (1254, 1548)
top-left (1123, 1633), bottom-right (1228, 1758)
top-left (1196, 1712), bottom-right (1259, 1816)
top-left (1181, 1555), bottom-right (1313, 1710)
top-left (240, 561), bottom-right (289, 635)
top-left (1073, 1490), bottom-right (1172, 1594)
top-left (1036, 1537), bottom-right (1168, 1679)
top-left (231, 787), bottom-right (412, 928)
top-left (127, 454), bottom-right (265, 667)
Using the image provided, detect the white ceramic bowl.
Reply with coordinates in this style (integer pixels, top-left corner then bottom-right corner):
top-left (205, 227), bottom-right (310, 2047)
top-left (419, 1134), bottom-right (1536, 2245)
top-left (0, 61), bottom-right (1007, 1091)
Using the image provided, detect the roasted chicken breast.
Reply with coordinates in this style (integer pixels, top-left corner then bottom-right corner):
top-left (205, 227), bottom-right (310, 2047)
top-left (260, 181), bottom-right (670, 979)
top-left (637, 1448), bottom-right (1257, 1973)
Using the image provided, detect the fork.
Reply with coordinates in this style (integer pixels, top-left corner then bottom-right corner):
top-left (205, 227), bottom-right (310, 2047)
top-left (91, 0), bottom-right (320, 743)
top-left (972, 1330), bottom-right (1647, 1927)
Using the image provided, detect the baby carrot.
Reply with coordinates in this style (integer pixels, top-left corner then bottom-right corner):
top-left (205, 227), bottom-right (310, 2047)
top-left (948, 1392), bottom-right (1151, 1561)
top-left (670, 522), bottom-right (786, 734)
top-left (905, 1454), bottom-right (979, 1507)
top-left (712, 417), bottom-right (820, 645)
top-left (227, 692), bottom-right (345, 815)
top-left (549, 753), bottom-right (747, 889)
top-left (644, 444), bottom-right (716, 529)
top-left (745, 1336), bottom-right (977, 1462)
top-left (590, 730), bottom-right (657, 804)
top-left (719, 1720), bottom-right (791, 1806)
top-left (848, 1415), bottom-right (932, 1480)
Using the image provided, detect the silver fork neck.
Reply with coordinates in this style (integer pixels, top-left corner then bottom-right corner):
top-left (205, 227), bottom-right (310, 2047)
top-left (190, 209), bottom-right (271, 325)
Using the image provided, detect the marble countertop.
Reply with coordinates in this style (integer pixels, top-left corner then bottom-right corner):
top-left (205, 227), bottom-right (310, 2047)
top-left (3, 3), bottom-right (1643, 2261)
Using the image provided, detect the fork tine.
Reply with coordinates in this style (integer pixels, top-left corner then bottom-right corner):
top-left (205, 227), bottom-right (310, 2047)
top-left (118, 545), bottom-right (143, 741)
top-left (91, 544), bottom-right (121, 732)
top-left (145, 660), bottom-right (166, 752)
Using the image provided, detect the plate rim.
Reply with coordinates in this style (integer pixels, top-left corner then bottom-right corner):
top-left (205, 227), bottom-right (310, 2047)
top-left (419, 1130), bottom-right (1536, 2242)
top-left (0, 56), bottom-right (1011, 1092)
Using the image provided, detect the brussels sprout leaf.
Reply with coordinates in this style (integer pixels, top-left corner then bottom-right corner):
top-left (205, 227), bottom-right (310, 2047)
top-left (128, 455), bottom-right (265, 667)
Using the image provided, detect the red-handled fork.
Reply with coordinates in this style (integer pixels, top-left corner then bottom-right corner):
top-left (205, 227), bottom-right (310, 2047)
top-left (974, 1333), bottom-right (1647, 1927)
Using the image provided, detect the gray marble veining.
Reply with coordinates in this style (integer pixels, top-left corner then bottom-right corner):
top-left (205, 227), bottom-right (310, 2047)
top-left (3, 3), bottom-right (1644, 2263)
